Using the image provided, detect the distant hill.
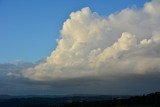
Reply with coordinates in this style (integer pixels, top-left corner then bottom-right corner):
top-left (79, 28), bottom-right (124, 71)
top-left (64, 92), bottom-right (160, 107)
top-left (0, 92), bottom-right (159, 107)
top-left (0, 95), bottom-right (12, 99)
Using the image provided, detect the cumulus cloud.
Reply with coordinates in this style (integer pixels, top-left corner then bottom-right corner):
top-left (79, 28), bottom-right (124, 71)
top-left (22, 0), bottom-right (160, 83)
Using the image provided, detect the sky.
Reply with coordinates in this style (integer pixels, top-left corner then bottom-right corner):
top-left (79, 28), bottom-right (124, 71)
top-left (0, 0), bottom-right (149, 63)
top-left (1, 0), bottom-right (160, 96)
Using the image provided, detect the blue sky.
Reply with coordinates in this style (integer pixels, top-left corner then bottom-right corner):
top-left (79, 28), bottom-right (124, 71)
top-left (0, 0), bottom-right (150, 63)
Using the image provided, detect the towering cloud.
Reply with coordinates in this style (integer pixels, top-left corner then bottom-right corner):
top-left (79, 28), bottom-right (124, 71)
top-left (22, 0), bottom-right (160, 86)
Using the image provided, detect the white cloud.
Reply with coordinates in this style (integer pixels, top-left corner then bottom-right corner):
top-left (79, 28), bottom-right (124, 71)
top-left (22, 0), bottom-right (160, 83)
